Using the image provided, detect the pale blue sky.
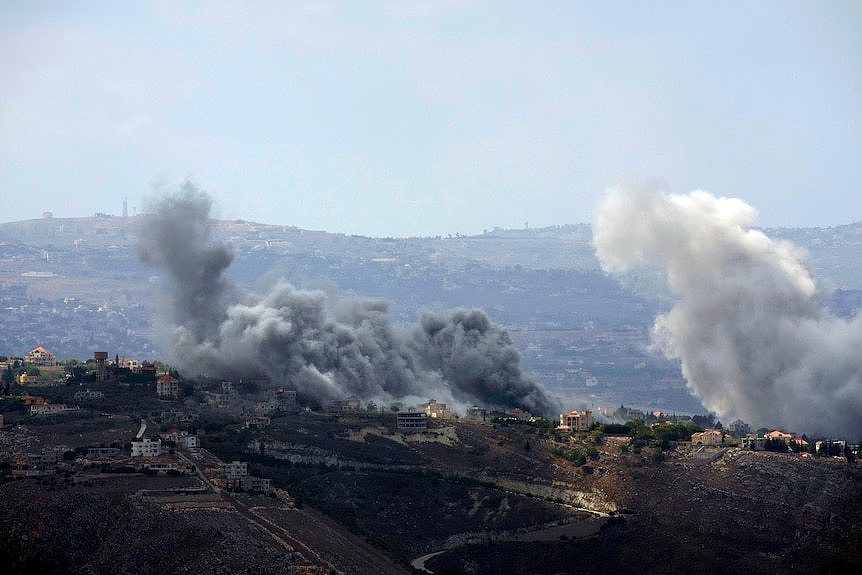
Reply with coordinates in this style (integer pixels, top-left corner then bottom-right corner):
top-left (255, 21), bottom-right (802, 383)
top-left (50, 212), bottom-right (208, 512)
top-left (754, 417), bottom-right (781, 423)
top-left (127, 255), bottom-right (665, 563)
top-left (1, 1), bottom-right (860, 236)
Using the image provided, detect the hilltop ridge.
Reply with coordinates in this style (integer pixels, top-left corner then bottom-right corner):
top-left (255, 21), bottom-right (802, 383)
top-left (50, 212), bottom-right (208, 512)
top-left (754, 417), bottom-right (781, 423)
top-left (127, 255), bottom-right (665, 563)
top-left (1, 216), bottom-right (860, 415)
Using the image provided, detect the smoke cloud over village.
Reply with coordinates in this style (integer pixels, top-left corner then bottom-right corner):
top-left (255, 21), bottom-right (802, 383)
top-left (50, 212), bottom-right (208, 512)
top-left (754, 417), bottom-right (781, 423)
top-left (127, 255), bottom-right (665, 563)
top-left (137, 184), bottom-right (561, 415)
top-left (593, 181), bottom-right (862, 437)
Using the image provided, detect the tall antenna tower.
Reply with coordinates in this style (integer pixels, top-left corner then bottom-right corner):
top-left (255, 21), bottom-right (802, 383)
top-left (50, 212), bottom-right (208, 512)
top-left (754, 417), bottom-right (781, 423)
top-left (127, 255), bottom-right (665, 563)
top-left (123, 197), bottom-right (128, 218)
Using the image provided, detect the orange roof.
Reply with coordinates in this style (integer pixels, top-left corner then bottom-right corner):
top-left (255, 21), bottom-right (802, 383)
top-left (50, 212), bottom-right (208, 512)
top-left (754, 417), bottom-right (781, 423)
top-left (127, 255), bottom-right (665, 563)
top-left (158, 374), bottom-right (178, 383)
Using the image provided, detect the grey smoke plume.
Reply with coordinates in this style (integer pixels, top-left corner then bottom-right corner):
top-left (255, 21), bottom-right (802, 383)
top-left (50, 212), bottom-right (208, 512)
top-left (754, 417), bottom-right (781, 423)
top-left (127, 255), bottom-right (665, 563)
top-left (593, 181), bottom-right (862, 437)
top-left (137, 184), bottom-right (560, 416)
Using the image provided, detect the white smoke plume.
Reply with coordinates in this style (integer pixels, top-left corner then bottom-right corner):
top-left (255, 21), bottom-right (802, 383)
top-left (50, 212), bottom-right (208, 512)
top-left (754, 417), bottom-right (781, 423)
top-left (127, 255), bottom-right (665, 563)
top-left (593, 181), bottom-right (862, 438)
top-left (137, 183), bottom-right (561, 416)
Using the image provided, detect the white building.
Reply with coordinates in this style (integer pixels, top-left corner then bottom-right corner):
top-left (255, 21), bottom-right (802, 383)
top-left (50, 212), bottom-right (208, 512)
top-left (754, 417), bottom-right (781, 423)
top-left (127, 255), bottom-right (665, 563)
top-left (131, 437), bottom-right (162, 458)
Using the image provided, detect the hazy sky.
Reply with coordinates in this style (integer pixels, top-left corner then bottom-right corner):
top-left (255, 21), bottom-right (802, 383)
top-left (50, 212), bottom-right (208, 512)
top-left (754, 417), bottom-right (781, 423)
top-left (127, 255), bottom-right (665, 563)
top-left (2, 1), bottom-right (860, 237)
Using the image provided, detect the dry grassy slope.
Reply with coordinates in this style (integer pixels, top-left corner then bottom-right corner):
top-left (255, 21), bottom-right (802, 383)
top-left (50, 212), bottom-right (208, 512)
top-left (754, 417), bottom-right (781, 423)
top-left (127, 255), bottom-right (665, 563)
top-left (426, 445), bottom-right (862, 575)
top-left (622, 450), bottom-right (862, 555)
top-left (0, 481), bottom-right (318, 575)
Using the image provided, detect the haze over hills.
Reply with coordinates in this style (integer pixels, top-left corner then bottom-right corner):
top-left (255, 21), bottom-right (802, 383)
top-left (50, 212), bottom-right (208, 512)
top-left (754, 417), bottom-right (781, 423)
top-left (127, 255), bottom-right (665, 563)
top-left (1, 214), bottom-right (860, 415)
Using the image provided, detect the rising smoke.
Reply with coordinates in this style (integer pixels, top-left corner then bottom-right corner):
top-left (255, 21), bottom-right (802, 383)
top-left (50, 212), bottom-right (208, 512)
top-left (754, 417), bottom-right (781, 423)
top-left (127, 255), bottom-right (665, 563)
top-left (137, 183), bottom-right (560, 416)
top-left (593, 181), bottom-right (862, 437)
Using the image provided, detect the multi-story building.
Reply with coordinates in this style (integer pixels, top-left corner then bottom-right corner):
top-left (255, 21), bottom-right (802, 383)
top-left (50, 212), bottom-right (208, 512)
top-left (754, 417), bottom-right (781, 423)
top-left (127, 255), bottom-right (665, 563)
top-left (422, 399), bottom-right (452, 419)
top-left (727, 419), bottom-right (751, 436)
top-left (25, 346), bottom-right (55, 366)
top-left (156, 374), bottom-right (180, 399)
top-left (222, 461), bottom-right (248, 482)
top-left (131, 437), bottom-right (162, 458)
top-left (275, 389), bottom-right (298, 412)
top-left (397, 411), bottom-right (428, 430)
top-left (465, 405), bottom-right (488, 422)
top-left (557, 409), bottom-right (594, 432)
top-left (241, 475), bottom-right (273, 495)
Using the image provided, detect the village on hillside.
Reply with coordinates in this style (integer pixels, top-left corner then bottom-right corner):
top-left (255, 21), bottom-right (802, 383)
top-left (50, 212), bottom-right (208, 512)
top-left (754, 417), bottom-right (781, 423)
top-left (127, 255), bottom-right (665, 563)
top-left (1, 344), bottom-right (860, 574)
top-left (2, 345), bottom-right (857, 482)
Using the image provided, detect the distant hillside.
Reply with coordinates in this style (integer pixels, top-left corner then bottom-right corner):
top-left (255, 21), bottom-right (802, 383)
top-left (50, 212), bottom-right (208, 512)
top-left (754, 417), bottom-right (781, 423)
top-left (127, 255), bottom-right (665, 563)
top-left (1, 215), bottom-right (860, 414)
top-left (2, 216), bottom-right (860, 278)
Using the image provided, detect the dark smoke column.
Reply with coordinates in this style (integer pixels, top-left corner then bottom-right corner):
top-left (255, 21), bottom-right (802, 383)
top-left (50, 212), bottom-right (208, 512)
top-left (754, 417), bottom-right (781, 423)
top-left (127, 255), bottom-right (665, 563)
top-left (137, 183), bottom-right (561, 416)
top-left (137, 182), bottom-right (235, 342)
top-left (593, 180), bottom-right (862, 437)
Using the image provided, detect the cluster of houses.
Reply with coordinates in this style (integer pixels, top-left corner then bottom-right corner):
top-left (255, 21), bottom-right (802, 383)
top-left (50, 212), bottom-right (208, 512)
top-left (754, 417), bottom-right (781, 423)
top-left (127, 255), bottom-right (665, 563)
top-left (0, 346), bottom-right (167, 391)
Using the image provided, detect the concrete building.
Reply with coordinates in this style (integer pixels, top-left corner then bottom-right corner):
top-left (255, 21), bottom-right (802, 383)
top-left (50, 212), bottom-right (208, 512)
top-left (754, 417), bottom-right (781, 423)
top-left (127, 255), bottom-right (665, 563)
top-left (727, 419), bottom-right (751, 436)
top-left (465, 405), bottom-right (488, 422)
top-left (691, 429), bottom-right (725, 447)
top-left (241, 475), bottom-right (273, 495)
top-left (156, 374), bottom-right (180, 399)
top-left (325, 398), bottom-right (361, 413)
top-left (131, 437), bottom-right (162, 458)
top-left (422, 399), bottom-right (452, 419)
top-left (245, 415), bottom-right (271, 429)
top-left (742, 434), bottom-right (765, 450)
top-left (397, 411), bottom-right (428, 430)
top-left (765, 430), bottom-right (793, 442)
top-left (26, 346), bottom-right (55, 366)
top-left (255, 400), bottom-right (278, 415)
top-left (30, 403), bottom-right (77, 416)
top-left (138, 457), bottom-right (191, 474)
top-left (133, 362), bottom-right (158, 376)
top-left (120, 359), bottom-right (141, 370)
top-left (222, 461), bottom-right (248, 481)
top-left (557, 409), bottom-right (594, 433)
top-left (507, 408), bottom-right (532, 421)
top-left (86, 447), bottom-right (121, 459)
top-left (275, 389), bottom-right (298, 412)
